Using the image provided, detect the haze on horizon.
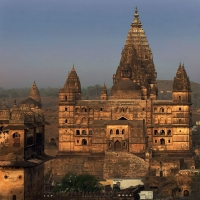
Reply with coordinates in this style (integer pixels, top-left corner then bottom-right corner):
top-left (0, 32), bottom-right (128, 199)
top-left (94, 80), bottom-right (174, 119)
top-left (0, 0), bottom-right (200, 89)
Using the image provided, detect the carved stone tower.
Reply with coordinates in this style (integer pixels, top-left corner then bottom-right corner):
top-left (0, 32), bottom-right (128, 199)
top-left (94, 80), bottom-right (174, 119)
top-left (113, 7), bottom-right (157, 100)
top-left (58, 65), bottom-right (82, 152)
top-left (29, 81), bottom-right (42, 105)
top-left (100, 83), bottom-right (108, 100)
top-left (173, 63), bottom-right (191, 103)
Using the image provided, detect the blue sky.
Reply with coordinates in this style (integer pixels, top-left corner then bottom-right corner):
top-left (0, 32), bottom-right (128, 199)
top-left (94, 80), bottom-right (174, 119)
top-left (0, 0), bottom-right (200, 89)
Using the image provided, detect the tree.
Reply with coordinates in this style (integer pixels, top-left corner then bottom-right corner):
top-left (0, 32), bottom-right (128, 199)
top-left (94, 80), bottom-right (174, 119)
top-left (54, 172), bottom-right (103, 193)
top-left (75, 174), bottom-right (102, 192)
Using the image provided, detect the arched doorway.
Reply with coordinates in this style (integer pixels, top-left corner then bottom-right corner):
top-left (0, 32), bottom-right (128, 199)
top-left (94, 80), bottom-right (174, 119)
top-left (183, 190), bottom-right (189, 196)
top-left (114, 140), bottom-right (121, 151)
top-left (160, 138), bottom-right (165, 145)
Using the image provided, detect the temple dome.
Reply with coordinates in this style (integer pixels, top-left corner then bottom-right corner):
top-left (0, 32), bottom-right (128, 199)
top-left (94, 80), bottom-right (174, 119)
top-left (110, 79), bottom-right (141, 99)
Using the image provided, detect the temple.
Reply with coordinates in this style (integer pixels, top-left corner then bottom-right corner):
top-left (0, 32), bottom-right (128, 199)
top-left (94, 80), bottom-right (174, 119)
top-left (54, 8), bottom-right (193, 187)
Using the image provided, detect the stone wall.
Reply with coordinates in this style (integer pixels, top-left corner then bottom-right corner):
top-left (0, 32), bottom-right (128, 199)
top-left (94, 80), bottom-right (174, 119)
top-left (103, 151), bottom-right (148, 179)
top-left (0, 167), bottom-right (24, 200)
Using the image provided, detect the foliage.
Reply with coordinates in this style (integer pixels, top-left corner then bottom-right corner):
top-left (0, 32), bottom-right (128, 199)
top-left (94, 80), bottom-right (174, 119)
top-left (54, 172), bottom-right (103, 193)
top-left (190, 173), bottom-right (200, 199)
top-left (113, 184), bottom-right (120, 191)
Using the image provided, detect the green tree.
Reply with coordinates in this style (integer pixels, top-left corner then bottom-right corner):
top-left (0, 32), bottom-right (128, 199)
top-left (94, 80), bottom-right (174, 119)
top-left (76, 174), bottom-right (102, 192)
top-left (54, 172), bottom-right (102, 193)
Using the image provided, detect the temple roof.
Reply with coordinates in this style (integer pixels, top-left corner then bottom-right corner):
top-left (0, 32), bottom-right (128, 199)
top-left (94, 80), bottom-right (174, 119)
top-left (173, 63), bottom-right (191, 91)
top-left (61, 65), bottom-right (81, 93)
top-left (29, 81), bottom-right (41, 104)
top-left (112, 7), bottom-right (157, 99)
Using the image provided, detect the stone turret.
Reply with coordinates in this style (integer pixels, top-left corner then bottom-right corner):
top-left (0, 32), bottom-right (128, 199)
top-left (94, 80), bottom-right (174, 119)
top-left (112, 7), bottom-right (157, 100)
top-left (19, 81), bottom-right (42, 108)
top-left (100, 83), bottom-right (108, 100)
top-left (172, 63), bottom-right (191, 103)
top-left (29, 81), bottom-right (41, 104)
top-left (59, 65), bottom-right (81, 102)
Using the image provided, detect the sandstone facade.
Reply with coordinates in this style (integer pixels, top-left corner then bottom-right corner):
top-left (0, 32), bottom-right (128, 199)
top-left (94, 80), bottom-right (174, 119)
top-left (54, 8), bottom-right (193, 183)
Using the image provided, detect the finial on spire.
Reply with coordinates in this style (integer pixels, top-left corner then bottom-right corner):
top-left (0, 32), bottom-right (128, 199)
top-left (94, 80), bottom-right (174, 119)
top-left (14, 99), bottom-right (16, 106)
top-left (131, 6), bottom-right (141, 27)
top-left (135, 7), bottom-right (138, 14)
top-left (72, 63), bottom-right (75, 71)
top-left (182, 63), bottom-right (184, 68)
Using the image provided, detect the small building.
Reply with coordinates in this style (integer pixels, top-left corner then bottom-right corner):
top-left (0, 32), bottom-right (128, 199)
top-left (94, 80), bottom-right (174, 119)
top-left (139, 191), bottom-right (153, 200)
top-left (0, 82), bottom-right (51, 200)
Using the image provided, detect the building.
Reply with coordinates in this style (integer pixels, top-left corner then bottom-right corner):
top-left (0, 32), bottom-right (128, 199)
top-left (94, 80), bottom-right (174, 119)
top-left (0, 82), bottom-right (50, 200)
top-left (54, 7), bottom-right (193, 197)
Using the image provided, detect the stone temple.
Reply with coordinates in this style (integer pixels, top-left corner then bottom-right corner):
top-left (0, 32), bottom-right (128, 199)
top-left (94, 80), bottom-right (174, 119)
top-left (53, 7), bottom-right (194, 187)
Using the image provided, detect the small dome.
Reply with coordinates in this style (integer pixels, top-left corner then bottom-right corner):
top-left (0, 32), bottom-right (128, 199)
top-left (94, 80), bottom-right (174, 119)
top-left (110, 79), bottom-right (141, 99)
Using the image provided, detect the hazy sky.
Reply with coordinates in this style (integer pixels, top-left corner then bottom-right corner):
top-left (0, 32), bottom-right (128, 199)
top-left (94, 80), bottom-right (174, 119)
top-left (0, 0), bottom-right (200, 89)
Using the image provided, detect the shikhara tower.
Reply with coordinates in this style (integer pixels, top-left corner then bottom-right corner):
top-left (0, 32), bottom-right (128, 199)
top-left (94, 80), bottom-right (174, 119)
top-left (113, 7), bottom-right (157, 100)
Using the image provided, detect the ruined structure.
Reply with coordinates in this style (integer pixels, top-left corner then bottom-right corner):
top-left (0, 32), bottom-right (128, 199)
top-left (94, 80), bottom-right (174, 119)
top-left (53, 8), bottom-right (193, 198)
top-left (0, 82), bottom-right (50, 200)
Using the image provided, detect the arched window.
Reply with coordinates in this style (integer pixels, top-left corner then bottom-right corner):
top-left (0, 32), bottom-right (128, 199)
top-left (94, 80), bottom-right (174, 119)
top-left (114, 140), bottom-right (121, 151)
top-left (116, 129), bottom-right (119, 135)
top-left (65, 119), bottom-right (68, 123)
top-left (82, 139), bottom-right (87, 145)
top-left (160, 107), bottom-right (164, 113)
top-left (77, 140), bottom-right (79, 144)
top-left (82, 130), bottom-right (86, 135)
top-left (154, 118), bottom-right (158, 124)
top-left (154, 130), bottom-right (158, 135)
top-left (122, 129), bottom-right (125, 134)
top-left (100, 108), bottom-right (103, 111)
top-left (160, 138), bottom-right (165, 145)
top-left (160, 130), bottom-right (165, 135)
top-left (76, 108), bottom-right (80, 112)
top-left (122, 141), bottom-right (126, 147)
top-left (76, 130), bottom-right (80, 135)
top-left (154, 107), bottom-right (157, 112)
top-left (168, 140), bottom-right (171, 143)
top-left (179, 107), bottom-right (181, 111)
top-left (110, 129), bottom-right (113, 135)
top-left (13, 132), bottom-right (20, 147)
top-left (13, 132), bottom-right (20, 138)
top-left (167, 107), bottom-right (171, 113)
top-left (65, 107), bottom-right (68, 111)
top-left (167, 130), bottom-right (171, 135)
top-left (65, 96), bottom-right (67, 101)
top-left (155, 140), bottom-right (157, 143)
top-left (179, 119), bottom-right (182, 123)
top-left (89, 130), bottom-right (92, 135)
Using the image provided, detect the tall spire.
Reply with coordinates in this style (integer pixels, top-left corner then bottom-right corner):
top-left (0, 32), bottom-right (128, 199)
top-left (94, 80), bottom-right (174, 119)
top-left (173, 63), bottom-right (191, 91)
top-left (29, 81), bottom-right (41, 104)
top-left (113, 7), bottom-right (157, 99)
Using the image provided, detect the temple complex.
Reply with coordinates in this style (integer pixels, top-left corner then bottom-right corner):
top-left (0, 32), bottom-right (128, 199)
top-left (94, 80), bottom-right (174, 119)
top-left (53, 8), bottom-right (194, 197)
